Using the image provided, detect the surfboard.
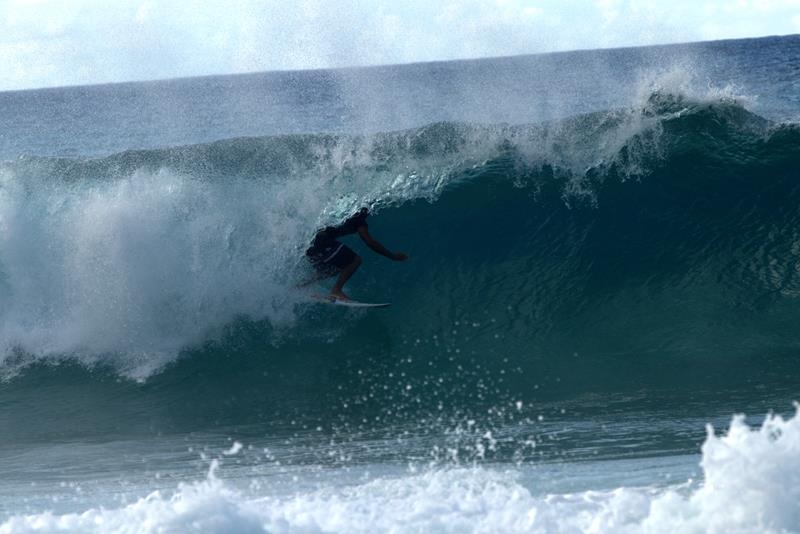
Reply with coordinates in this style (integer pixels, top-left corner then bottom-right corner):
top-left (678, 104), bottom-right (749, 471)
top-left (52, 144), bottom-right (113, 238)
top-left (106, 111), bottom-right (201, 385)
top-left (310, 294), bottom-right (391, 308)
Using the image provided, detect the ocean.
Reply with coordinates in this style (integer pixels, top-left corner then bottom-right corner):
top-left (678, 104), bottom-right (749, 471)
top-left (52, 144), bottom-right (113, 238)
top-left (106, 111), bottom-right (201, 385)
top-left (0, 34), bottom-right (799, 532)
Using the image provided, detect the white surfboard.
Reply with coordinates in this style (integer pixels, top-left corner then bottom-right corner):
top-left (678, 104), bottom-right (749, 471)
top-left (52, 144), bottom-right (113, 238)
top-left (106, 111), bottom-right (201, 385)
top-left (310, 294), bottom-right (391, 308)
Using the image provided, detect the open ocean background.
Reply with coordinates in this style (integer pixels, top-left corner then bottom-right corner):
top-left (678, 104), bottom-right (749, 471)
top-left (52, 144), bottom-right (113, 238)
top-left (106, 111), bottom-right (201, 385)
top-left (1, 34), bottom-right (800, 532)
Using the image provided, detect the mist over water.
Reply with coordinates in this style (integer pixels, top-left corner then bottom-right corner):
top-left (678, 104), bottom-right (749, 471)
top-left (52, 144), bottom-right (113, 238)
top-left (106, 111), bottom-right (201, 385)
top-left (2, 35), bottom-right (798, 160)
top-left (0, 35), bottom-right (799, 533)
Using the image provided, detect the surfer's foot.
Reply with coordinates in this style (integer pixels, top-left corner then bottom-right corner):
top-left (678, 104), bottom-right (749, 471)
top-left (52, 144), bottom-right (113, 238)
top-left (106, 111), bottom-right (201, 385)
top-left (330, 290), bottom-right (352, 302)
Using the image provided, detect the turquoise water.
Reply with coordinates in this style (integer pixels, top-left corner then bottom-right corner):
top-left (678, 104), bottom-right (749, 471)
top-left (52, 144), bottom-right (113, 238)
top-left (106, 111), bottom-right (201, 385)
top-left (0, 35), bottom-right (799, 532)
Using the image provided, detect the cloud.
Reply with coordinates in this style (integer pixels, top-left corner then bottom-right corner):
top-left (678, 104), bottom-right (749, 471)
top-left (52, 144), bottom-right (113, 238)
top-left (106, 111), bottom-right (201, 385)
top-left (135, 2), bottom-right (153, 24)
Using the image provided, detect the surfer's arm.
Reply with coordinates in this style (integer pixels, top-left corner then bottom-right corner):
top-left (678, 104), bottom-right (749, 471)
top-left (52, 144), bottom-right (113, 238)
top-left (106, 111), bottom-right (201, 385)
top-left (358, 226), bottom-right (408, 261)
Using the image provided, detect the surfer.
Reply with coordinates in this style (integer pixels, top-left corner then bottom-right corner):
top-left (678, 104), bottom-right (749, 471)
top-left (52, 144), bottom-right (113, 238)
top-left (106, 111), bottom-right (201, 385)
top-left (303, 208), bottom-right (408, 301)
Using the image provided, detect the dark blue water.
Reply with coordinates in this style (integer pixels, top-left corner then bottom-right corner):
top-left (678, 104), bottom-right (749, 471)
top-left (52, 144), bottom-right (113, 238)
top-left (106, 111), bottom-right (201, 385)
top-left (0, 35), bottom-right (799, 532)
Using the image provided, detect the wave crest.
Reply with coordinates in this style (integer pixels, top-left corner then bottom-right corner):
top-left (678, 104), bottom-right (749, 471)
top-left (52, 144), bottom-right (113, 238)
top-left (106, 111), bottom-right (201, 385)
top-left (0, 94), bottom-right (798, 384)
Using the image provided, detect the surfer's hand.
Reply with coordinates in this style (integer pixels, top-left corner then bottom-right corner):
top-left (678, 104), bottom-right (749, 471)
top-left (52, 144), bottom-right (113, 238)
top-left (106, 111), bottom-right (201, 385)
top-left (393, 252), bottom-right (409, 261)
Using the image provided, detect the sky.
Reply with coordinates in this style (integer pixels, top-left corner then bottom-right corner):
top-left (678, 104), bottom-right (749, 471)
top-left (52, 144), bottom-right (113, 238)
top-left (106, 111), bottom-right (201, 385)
top-left (1, 0), bottom-right (799, 91)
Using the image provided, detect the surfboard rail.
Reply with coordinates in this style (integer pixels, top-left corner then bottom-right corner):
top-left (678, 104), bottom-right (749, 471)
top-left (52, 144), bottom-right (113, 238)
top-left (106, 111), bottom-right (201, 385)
top-left (310, 294), bottom-right (391, 308)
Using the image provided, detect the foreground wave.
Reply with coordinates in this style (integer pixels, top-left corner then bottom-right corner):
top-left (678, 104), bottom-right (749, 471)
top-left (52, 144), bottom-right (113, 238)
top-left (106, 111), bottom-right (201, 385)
top-left (2, 406), bottom-right (798, 533)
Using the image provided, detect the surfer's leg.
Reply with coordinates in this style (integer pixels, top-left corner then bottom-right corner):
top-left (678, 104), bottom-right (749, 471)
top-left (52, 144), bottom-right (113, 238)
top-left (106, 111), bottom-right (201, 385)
top-left (296, 271), bottom-right (335, 288)
top-left (331, 255), bottom-right (361, 301)
top-left (299, 241), bottom-right (343, 288)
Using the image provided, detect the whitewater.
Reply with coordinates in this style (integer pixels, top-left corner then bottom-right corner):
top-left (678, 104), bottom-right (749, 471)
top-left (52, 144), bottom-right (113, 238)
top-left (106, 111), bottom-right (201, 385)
top-left (1, 35), bottom-right (799, 533)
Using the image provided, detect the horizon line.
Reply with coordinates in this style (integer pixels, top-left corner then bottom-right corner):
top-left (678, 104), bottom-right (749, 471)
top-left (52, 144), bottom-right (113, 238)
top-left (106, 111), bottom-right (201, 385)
top-left (2, 32), bottom-right (797, 96)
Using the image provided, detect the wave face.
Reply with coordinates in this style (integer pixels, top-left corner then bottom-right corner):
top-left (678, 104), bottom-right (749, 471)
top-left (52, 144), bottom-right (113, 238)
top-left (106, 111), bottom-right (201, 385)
top-left (1, 92), bottom-right (799, 437)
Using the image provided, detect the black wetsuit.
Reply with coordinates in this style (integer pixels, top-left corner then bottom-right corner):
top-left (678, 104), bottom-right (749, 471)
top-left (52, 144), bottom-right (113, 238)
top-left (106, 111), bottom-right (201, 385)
top-left (306, 211), bottom-right (368, 273)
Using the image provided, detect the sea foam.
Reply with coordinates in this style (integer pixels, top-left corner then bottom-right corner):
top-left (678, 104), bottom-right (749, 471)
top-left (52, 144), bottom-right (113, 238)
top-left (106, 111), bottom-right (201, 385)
top-left (2, 407), bottom-right (798, 533)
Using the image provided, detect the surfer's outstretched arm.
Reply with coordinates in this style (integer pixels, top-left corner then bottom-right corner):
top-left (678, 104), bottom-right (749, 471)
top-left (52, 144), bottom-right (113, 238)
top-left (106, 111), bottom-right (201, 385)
top-left (357, 226), bottom-right (408, 261)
